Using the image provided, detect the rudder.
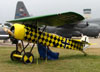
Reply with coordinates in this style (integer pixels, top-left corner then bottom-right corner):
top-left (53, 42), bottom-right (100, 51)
top-left (15, 1), bottom-right (30, 19)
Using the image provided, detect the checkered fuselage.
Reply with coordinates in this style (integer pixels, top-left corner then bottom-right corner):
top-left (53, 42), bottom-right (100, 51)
top-left (23, 26), bottom-right (84, 51)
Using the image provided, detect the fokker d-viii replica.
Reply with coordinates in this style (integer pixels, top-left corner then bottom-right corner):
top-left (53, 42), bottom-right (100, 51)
top-left (4, 12), bottom-right (91, 64)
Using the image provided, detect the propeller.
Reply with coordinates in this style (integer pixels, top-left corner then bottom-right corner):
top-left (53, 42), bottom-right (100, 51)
top-left (3, 27), bottom-right (14, 36)
top-left (3, 27), bottom-right (19, 44)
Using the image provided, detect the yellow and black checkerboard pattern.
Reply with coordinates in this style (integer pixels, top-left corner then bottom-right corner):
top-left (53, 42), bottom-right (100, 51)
top-left (24, 26), bottom-right (84, 51)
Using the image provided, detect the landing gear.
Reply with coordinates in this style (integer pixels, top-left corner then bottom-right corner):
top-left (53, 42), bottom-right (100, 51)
top-left (22, 52), bottom-right (34, 64)
top-left (10, 50), bottom-right (21, 61)
top-left (10, 41), bottom-right (35, 64)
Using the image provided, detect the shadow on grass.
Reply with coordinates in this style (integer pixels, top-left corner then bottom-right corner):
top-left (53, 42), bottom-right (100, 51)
top-left (33, 54), bottom-right (100, 64)
top-left (59, 54), bottom-right (100, 60)
top-left (4, 54), bottom-right (100, 65)
top-left (5, 60), bottom-right (24, 65)
top-left (5, 59), bottom-right (47, 65)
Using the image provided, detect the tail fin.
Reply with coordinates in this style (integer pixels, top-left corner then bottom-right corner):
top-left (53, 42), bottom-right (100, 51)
top-left (15, 1), bottom-right (30, 19)
top-left (80, 35), bottom-right (90, 50)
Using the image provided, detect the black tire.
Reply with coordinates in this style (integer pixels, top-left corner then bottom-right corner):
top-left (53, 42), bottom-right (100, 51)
top-left (22, 52), bottom-right (34, 64)
top-left (10, 50), bottom-right (21, 61)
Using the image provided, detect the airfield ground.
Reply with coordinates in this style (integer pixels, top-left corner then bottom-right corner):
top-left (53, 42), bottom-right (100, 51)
top-left (0, 38), bottom-right (100, 72)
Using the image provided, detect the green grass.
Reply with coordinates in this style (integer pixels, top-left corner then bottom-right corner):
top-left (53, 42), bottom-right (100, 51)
top-left (0, 46), bottom-right (100, 72)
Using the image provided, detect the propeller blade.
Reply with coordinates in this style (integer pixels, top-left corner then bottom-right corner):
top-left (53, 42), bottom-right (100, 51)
top-left (3, 27), bottom-right (14, 36)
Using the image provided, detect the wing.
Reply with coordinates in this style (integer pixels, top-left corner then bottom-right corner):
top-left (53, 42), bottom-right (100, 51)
top-left (8, 12), bottom-right (84, 26)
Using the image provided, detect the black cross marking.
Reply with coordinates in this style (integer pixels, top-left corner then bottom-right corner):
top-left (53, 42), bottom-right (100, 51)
top-left (62, 38), bottom-right (70, 48)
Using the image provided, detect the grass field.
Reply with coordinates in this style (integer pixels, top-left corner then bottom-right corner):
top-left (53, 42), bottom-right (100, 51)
top-left (0, 46), bottom-right (100, 72)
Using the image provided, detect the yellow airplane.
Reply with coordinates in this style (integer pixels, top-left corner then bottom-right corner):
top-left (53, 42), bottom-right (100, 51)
top-left (4, 12), bottom-right (91, 64)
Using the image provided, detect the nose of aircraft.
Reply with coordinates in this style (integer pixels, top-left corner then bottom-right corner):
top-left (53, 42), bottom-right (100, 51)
top-left (12, 23), bottom-right (25, 40)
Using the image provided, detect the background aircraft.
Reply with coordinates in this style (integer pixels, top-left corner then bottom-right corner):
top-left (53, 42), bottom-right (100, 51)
top-left (45, 18), bottom-right (100, 38)
top-left (0, 1), bottom-right (29, 42)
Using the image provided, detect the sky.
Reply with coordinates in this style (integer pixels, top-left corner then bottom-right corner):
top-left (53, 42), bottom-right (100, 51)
top-left (0, 0), bottom-right (100, 23)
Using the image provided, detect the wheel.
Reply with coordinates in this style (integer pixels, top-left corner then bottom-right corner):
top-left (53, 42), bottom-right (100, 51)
top-left (22, 52), bottom-right (34, 64)
top-left (10, 50), bottom-right (21, 61)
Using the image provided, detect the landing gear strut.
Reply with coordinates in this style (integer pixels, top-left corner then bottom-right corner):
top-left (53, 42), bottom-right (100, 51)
top-left (10, 40), bottom-right (35, 64)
